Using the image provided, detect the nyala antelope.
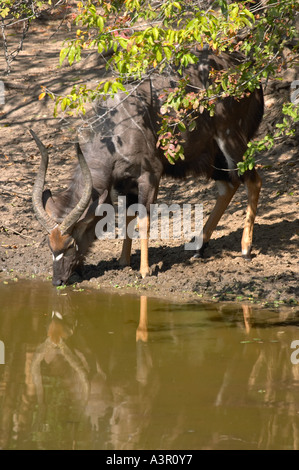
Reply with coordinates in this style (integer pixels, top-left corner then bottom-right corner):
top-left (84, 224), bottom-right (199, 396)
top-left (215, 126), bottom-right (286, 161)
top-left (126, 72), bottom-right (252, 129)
top-left (31, 48), bottom-right (264, 286)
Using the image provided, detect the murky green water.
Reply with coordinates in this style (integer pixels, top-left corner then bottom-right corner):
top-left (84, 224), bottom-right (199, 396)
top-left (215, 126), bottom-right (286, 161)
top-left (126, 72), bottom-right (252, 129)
top-left (0, 280), bottom-right (299, 450)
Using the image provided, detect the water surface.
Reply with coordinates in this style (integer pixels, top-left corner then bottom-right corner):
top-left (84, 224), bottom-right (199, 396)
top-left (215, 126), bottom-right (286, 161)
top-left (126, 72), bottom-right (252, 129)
top-left (0, 280), bottom-right (299, 450)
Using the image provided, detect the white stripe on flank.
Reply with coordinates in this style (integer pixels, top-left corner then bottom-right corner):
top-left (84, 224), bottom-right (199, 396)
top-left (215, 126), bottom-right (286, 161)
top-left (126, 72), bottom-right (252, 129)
top-left (214, 136), bottom-right (235, 171)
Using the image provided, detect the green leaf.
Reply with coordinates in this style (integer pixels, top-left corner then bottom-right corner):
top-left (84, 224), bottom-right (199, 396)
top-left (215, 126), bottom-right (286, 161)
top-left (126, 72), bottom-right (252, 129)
top-left (61, 97), bottom-right (69, 111)
top-left (131, 45), bottom-right (138, 55)
top-left (97, 16), bottom-right (104, 32)
top-left (188, 121), bottom-right (196, 132)
top-left (59, 47), bottom-right (69, 66)
top-left (98, 42), bottom-right (104, 54)
top-left (103, 81), bottom-right (110, 94)
top-left (163, 46), bottom-right (172, 60)
top-left (0, 7), bottom-right (9, 18)
top-left (178, 122), bottom-right (186, 132)
top-left (118, 38), bottom-right (128, 49)
top-left (172, 2), bottom-right (181, 11)
top-left (68, 44), bottom-right (76, 65)
top-left (152, 27), bottom-right (159, 41)
top-left (156, 48), bottom-right (163, 63)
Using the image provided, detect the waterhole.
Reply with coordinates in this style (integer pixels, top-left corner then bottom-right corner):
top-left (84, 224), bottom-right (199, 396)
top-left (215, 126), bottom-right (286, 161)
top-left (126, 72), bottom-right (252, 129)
top-left (0, 280), bottom-right (298, 450)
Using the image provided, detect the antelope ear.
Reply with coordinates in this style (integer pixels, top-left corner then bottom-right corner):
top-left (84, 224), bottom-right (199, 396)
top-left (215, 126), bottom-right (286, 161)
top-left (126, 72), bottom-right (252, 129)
top-left (83, 189), bottom-right (108, 223)
top-left (97, 189), bottom-right (108, 206)
top-left (42, 189), bottom-right (58, 220)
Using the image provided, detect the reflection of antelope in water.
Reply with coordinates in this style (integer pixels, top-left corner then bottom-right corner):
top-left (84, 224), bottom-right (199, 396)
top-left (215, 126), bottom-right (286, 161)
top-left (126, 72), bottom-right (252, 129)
top-left (5, 294), bottom-right (299, 450)
top-left (30, 295), bottom-right (156, 448)
top-left (31, 310), bottom-right (91, 407)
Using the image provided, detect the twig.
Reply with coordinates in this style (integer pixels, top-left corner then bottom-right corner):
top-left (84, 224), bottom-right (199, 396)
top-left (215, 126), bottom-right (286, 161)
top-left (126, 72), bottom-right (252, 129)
top-left (1, 224), bottom-right (37, 243)
top-left (0, 17), bottom-right (30, 74)
top-left (0, 18), bottom-right (11, 74)
top-left (0, 188), bottom-right (31, 199)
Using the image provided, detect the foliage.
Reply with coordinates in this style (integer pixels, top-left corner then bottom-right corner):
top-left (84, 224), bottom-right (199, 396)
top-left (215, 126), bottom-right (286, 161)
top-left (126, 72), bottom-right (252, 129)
top-left (35, 1), bottom-right (299, 170)
top-left (0, 0), bottom-right (67, 74)
top-left (238, 100), bottom-right (299, 174)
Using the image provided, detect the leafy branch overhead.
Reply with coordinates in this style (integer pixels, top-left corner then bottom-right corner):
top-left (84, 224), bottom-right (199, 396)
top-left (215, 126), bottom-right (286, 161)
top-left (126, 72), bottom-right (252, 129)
top-left (52, 0), bottom-right (298, 172)
top-left (7, 0), bottom-right (297, 172)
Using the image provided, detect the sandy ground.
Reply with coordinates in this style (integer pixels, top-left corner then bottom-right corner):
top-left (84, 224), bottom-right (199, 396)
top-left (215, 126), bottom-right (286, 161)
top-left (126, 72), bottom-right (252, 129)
top-left (0, 12), bottom-right (298, 309)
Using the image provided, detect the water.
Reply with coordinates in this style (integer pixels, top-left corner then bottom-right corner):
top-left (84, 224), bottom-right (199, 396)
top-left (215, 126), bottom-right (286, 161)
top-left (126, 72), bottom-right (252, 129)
top-left (0, 280), bottom-right (299, 450)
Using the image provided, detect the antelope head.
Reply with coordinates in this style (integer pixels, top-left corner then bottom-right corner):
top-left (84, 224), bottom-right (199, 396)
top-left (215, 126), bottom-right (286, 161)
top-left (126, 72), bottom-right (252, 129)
top-left (31, 130), bottom-right (106, 286)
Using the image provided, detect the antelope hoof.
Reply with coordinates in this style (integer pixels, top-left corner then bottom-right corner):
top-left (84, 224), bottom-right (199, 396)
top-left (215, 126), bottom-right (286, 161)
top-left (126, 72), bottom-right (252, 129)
top-left (140, 271), bottom-right (149, 279)
top-left (192, 242), bottom-right (209, 259)
top-left (139, 267), bottom-right (151, 279)
top-left (242, 247), bottom-right (252, 261)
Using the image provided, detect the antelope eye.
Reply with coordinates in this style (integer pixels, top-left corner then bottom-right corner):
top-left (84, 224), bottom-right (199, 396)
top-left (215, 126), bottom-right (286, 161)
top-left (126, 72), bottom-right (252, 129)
top-left (65, 242), bottom-right (78, 256)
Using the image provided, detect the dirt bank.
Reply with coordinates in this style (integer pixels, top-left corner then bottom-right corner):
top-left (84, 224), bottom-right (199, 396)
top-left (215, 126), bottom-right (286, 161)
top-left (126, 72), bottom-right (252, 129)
top-left (0, 14), bottom-right (298, 309)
